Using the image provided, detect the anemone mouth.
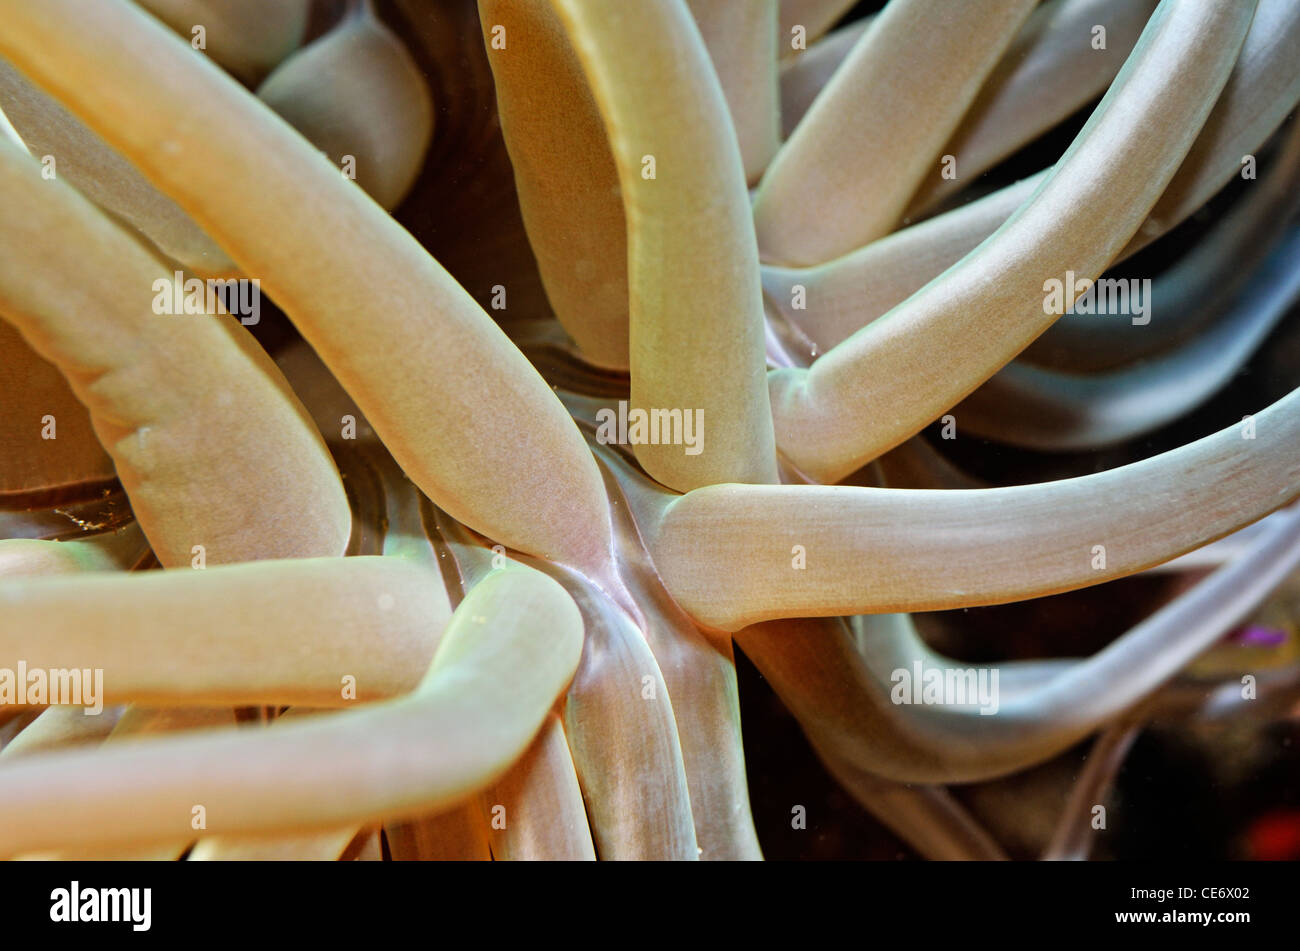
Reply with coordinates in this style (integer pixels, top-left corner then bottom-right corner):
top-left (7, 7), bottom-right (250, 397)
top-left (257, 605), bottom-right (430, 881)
top-left (0, 0), bottom-right (1296, 868)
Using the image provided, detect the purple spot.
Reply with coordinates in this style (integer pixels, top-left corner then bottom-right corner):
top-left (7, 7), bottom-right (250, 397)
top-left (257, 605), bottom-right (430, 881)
top-left (1233, 625), bottom-right (1287, 647)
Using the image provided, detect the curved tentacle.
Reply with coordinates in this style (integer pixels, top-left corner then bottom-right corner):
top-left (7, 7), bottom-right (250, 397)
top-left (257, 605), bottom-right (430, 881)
top-left (753, 0), bottom-right (1038, 266)
top-left (762, 173), bottom-right (1043, 357)
top-left (480, 713), bottom-right (596, 861)
top-left (1123, 0), bottom-right (1300, 257)
top-left (476, 0), bottom-right (630, 370)
top-left (818, 751), bottom-right (1009, 861)
top-left (0, 556), bottom-right (450, 707)
top-left (551, 0), bottom-right (777, 490)
top-left (778, 18), bottom-right (868, 139)
top-left (133, 0), bottom-right (311, 86)
top-left (905, 0), bottom-right (1158, 215)
top-left (0, 0), bottom-right (615, 576)
top-left (0, 62), bottom-right (233, 275)
top-left (768, 0), bottom-right (1300, 378)
top-left (767, 0), bottom-right (1257, 482)
top-left (736, 506), bottom-right (1300, 783)
top-left (13, 707), bottom-right (236, 860)
top-left (0, 564), bottom-right (582, 856)
top-left (418, 502), bottom-right (597, 862)
top-left (1025, 113), bottom-right (1300, 371)
top-left (0, 526), bottom-right (148, 578)
top-left (0, 136), bottom-right (350, 565)
top-left (955, 227), bottom-right (1300, 451)
top-left (648, 386), bottom-right (1299, 629)
top-left (0, 704), bottom-right (125, 759)
top-left (685, 0), bottom-right (781, 185)
top-left (1041, 723), bottom-right (1140, 860)
top-left (385, 803), bottom-right (491, 860)
top-left (257, 1), bottom-right (434, 211)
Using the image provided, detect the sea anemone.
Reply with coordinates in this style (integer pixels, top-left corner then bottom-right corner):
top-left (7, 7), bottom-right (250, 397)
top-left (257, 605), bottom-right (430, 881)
top-left (0, 0), bottom-right (1296, 861)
